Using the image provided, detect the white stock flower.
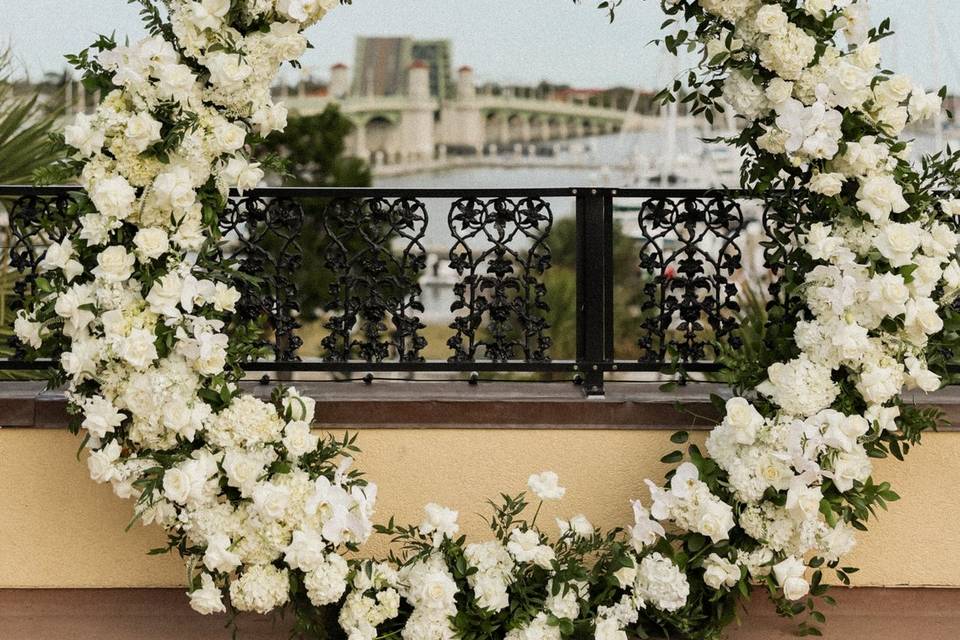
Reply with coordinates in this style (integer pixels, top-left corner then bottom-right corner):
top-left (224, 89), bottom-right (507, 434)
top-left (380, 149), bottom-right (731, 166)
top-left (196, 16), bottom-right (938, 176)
top-left (556, 513), bottom-right (593, 538)
top-left (528, 471), bottom-right (565, 501)
top-left (507, 528), bottom-right (555, 569)
top-left (90, 175), bottom-right (137, 220)
top-left (635, 553), bottom-right (689, 612)
top-left (229, 565), bottom-right (290, 614)
top-left (857, 176), bottom-right (909, 223)
top-left (628, 499), bottom-right (665, 550)
top-left (64, 112), bottom-right (105, 157)
top-left (419, 503), bottom-right (460, 547)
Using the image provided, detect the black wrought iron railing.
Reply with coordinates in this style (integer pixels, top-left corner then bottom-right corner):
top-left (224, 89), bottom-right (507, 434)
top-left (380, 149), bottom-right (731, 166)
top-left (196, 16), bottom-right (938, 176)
top-left (1, 185), bottom-right (804, 395)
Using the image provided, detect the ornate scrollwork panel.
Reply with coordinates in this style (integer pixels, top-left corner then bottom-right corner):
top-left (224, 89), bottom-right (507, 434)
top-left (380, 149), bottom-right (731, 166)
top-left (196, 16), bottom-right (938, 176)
top-left (634, 195), bottom-right (743, 364)
top-left (320, 197), bottom-right (428, 363)
top-left (447, 196), bottom-right (553, 363)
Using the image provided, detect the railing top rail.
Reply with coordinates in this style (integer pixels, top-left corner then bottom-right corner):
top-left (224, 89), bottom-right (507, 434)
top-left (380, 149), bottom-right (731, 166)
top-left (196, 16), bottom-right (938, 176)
top-left (0, 185), bottom-right (760, 199)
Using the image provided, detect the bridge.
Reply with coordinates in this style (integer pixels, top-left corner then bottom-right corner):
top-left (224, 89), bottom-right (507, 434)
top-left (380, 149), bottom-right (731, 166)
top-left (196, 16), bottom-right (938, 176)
top-left (283, 64), bottom-right (688, 173)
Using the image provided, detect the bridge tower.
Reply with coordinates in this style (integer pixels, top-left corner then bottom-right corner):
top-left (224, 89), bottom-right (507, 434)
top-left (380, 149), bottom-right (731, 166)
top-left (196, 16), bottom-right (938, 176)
top-left (400, 60), bottom-right (436, 162)
top-left (329, 63), bottom-right (350, 99)
top-left (439, 66), bottom-right (484, 154)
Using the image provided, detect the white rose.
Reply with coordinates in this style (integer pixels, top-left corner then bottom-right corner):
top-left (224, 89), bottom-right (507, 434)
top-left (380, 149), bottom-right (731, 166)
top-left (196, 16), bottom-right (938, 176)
top-left (14, 311), bottom-right (44, 349)
top-left (283, 389), bottom-right (316, 422)
top-left (203, 533), bottom-right (242, 574)
top-left (773, 557), bottom-right (809, 601)
top-left (251, 102), bottom-right (289, 136)
top-left (755, 4), bottom-right (788, 34)
top-left (874, 222), bottom-right (921, 268)
top-left (857, 363), bottom-right (904, 406)
top-left (528, 471), bottom-right (565, 501)
top-left (702, 553), bottom-right (740, 590)
top-left (852, 43), bottom-right (882, 69)
top-left (829, 448), bottom-right (872, 493)
top-left (222, 449), bottom-right (270, 497)
top-left (804, 0), bottom-right (836, 20)
top-left (120, 328), bottom-right (158, 369)
top-left (724, 397), bottom-right (765, 445)
top-left (93, 246), bottom-right (136, 283)
top-left (909, 90), bottom-right (942, 122)
top-left (765, 78), bottom-right (794, 106)
top-left (189, 574), bottom-right (226, 615)
top-left (283, 529), bottom-right (329, 572)
top-left (283, 420), bottom-right (319, 459)
top-left (133, 227), bottom-right (170, 261)
top-left (219, 156), bottom-right (264, 194)
top-left (82, 396), bottom-right (126, 439)
top-left (153, 166), bottom-right (197, 211)
top-left (868, 272), bottom-right (909, 319)
top-left (856, 175), bottom-right (909, 223)
top-left (205, 52), bottom-right (253, 88)
top-left (163, 467), bottom-right (192, 504)
top-left (90, 175), bottom-right (137, 220)
top-left (251, 482), bottom-right (291, 521)
top-left (212, 120), bottom-right (247, 154)
top-left (874, 75), bottom-right (913, 107)
top-left (125, 112), bottom-right (163, 153)
top-left (696, 500), bottom-right (735, 543)
top-left (87, 440), bottom-right (122, 483)
top-left (808, 172), bottom-right (845, 197)
top-left (156, 63), bottom-right (197, 100)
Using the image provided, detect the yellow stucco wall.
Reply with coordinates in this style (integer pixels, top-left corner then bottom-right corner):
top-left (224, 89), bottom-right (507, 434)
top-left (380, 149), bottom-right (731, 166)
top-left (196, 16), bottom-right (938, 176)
top-left (1, 428), bottom-right (958, 589)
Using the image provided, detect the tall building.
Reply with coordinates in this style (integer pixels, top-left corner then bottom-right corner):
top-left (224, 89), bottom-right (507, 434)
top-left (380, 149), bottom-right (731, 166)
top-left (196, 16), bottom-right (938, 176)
top-left (351, 37), bottom-right (453, 99)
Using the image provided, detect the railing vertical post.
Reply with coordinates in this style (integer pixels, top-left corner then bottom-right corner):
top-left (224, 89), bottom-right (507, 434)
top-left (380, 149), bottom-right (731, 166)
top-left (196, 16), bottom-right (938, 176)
top-left (576, 188), bottom-right (613, 397)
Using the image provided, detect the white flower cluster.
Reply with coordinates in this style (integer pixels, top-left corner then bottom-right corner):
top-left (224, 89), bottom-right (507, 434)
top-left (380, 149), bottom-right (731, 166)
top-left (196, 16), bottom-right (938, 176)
top-left (647, 0), bottom-right (957, 607)
top-left (464, 541), bottom-right (515, 612)
top-left (645, 463), bottom-right (736, 544)
top-left (338, 561), bottom-right (403, 640)
top-left (15, 0), bottom-right (382, 619)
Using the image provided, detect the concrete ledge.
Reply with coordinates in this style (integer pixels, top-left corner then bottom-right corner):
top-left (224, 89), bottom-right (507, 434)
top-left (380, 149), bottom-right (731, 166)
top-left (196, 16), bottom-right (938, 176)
top-left (1, 587), bottom-right (958, 640)
top-left (3, 380), bottom-right (960, 430)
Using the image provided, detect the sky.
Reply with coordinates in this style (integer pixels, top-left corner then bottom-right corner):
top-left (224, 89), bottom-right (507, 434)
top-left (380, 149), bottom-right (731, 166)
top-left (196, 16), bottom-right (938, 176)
top-left (2, 0), bottom-right (960, 91)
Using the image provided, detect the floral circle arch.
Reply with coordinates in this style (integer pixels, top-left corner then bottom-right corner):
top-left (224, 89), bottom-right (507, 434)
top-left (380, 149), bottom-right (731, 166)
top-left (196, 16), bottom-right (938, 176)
top-left (13, 0), bottom-right (960, 638)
